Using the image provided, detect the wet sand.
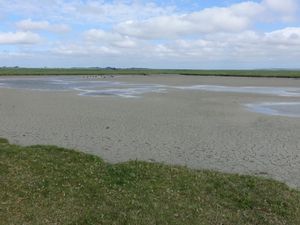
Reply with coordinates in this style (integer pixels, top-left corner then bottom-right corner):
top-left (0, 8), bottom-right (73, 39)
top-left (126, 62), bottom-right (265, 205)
top-left (0, 75), bottom-right (299, 188)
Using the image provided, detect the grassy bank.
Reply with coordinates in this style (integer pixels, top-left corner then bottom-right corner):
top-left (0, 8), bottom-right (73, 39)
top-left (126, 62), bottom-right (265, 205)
top-left (1, 138), bottom-right (300, 225)
top-left (0, 68), bottom-right (300, 78)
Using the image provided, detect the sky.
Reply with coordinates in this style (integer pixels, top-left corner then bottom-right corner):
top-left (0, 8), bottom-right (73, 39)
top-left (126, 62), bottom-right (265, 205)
top-left (0, 0), bottom-right (299, 69)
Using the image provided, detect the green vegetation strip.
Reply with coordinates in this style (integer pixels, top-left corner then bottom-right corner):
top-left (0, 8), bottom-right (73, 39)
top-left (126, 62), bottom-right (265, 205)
top-left (1, 138), bottom-right (299, 225)
top-left (0, 68), bottom-right (300, 78)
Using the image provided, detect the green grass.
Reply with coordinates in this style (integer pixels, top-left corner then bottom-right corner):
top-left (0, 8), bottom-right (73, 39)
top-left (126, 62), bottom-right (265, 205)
top-left (0, 68), bottom-right (300, 78)
top-left (1, 138), bottom-right (299, 225)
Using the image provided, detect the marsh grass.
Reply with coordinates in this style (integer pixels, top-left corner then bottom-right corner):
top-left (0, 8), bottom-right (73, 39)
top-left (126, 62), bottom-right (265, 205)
top-left (1, 138), bottom-right (299, 225)
top-left (0, 68), bottom-right (300, 78)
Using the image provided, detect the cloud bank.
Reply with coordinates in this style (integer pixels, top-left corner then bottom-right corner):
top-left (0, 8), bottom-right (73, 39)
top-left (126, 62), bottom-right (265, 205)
top-left (0, 0), bottom-right (299, 68)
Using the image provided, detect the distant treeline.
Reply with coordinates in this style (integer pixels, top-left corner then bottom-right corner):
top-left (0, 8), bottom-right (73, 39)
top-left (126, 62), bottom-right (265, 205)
top-left (0, 68), bottom-right (300, 78)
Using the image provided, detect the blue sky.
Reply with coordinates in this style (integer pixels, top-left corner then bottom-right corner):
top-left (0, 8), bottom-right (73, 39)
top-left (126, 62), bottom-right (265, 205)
top-left (0, 0), bottom-right (299, 69)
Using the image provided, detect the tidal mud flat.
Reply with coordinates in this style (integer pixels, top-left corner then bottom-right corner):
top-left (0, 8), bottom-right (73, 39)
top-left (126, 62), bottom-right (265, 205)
top-left (0, 75), bottom-right (299, 188)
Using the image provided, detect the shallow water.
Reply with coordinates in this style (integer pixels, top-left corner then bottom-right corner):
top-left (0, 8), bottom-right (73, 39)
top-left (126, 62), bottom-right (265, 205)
top-left (0, 77), bottom-right (167, 98)
top-left (245, 102), bottom-right (300, 118)
top-left (175, 85), bottom-right (300, 97)
top-left (0, 76), bottom-right (299, 118)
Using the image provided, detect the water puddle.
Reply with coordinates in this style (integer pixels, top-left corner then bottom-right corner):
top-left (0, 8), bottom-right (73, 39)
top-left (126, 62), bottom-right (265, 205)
top-left (175, 85), bottom-right (300, 97)
top-left (80, 86), bottom-right (167, 98)
top-left (0, 77), bottom-right (168, 98)
top-left (245, 102), bottom-right (300, 118)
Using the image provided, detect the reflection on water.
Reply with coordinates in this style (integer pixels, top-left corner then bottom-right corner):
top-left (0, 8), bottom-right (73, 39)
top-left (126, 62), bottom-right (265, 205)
top-left (0, 77), bottom-right (124, 91)
top-left (81, 87), bottom-right (166, 98)
top-left (245, 102), bottom-right (300, 118)
top-left (0, 77), bottom-right (167, 98)
top-left (175, 85), bottom-right (300, 97)
top-left (0, 76), bottom-right (299, 118)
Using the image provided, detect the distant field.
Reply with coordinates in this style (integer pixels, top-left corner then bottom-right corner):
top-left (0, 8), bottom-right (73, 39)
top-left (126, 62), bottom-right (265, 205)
top-left (1, 137), bottom-right (300, 225)
top-left (0, 68), bottom-right (300, 78)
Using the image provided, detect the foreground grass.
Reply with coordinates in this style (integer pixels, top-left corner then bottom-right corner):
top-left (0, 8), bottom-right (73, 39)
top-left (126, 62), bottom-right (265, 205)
top-left (1, 138), bottom-right (300, 225)
top-left (0, 68), bottom-right (300, 78)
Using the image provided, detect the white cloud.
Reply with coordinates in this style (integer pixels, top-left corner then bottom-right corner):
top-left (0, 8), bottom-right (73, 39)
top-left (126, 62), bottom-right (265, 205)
top-left (114, 0), bottom-right (299, 40)
top-left (0, 0), bottom-right (176, 24)
top-left (16, 19), bottom-right (70, 33)
top-left (264, 27), bottom-right (300, 45)
top-left (52, 43), bottom-right (120, 56)
top-left (0, 0), bottom-right (300, 68)
top-left (263, 0), bottom-right (298, 14)
top-left (0, 31), bottom-right (41, 45)
top-left (262, 0), bottom-right (299, 21)
top-left (84, 29), bottom-right (123, 42)
top-left (84, 29), bottom-right (137, 48)
top-left (16, 19), bottom-right (49, 30)
top-left (50, 24), bottom-right (70, 33)
top-left (116, 2), bottom-right (264, 39)
top-left (49, 26), bottom-right (300, 65)
top-left (149, 27), bottom-right (300, 61)
top-left (74, 1), bottom-right (175, 23)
